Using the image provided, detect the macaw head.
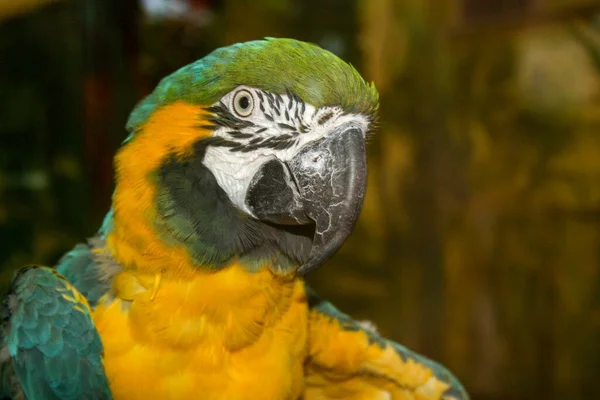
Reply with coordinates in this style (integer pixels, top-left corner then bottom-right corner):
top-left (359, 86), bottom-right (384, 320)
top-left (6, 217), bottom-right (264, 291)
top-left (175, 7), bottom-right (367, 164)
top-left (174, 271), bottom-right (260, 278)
top-left (107, 38), bottom-right (378, 276)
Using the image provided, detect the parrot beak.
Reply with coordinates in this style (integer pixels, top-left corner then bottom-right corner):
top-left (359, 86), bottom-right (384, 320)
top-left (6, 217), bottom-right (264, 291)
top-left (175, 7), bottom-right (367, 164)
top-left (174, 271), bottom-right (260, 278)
top-left (246, 124), bottom-right (367, 275)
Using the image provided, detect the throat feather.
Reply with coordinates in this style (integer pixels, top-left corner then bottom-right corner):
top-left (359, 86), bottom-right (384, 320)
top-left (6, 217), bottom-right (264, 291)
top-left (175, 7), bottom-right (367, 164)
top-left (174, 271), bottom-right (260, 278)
top-left (108, 265), bottom-right (299, 351)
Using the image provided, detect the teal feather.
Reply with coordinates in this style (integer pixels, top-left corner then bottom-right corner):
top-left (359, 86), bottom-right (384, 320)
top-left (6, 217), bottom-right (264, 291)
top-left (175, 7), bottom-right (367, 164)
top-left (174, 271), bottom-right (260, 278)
top-left (37, 296), bottom-right (60, 316)
top-left (1, 266), bottom-right (112, 400)
top-left (55, 242), bottom-right (113, 307)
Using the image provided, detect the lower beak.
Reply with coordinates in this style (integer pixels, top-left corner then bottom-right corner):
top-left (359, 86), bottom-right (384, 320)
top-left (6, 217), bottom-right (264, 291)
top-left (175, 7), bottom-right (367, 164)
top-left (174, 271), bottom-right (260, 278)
top-left (246, 125), bottom-right (367, 275)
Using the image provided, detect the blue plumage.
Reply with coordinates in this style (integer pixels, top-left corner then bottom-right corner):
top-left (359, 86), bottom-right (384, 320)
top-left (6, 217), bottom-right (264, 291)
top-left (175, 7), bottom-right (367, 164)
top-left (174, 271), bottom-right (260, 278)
top-left (55, 242), bottom-right (114, 308)
top-left (1, 265), bottom-right (112, 400)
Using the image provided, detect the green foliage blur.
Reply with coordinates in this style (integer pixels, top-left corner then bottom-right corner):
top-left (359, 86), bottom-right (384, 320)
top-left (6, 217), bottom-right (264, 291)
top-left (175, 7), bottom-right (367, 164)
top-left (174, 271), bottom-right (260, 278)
top-left (2, 0), bottom-right (600, 398)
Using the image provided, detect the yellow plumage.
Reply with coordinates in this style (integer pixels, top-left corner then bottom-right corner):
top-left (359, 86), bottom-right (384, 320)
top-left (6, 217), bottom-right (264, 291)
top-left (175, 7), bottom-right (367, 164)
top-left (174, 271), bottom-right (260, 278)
top-left (92, 265), bottom-right (450, 399)
top-left (93, 265), bottom-right (307, 400)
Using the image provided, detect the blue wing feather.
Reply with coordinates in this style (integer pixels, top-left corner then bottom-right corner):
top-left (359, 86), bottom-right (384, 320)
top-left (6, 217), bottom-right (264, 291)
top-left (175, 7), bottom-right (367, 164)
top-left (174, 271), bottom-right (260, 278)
top-left (1, 266), bottom-right (112, 400)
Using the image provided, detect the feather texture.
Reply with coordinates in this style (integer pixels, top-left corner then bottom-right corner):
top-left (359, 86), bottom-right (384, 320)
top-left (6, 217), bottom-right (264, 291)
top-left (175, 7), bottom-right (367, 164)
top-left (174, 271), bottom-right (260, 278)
top-left (1, 266), bottom-right (111, 400)
top-left (304, 285), bottom-right (469, 400)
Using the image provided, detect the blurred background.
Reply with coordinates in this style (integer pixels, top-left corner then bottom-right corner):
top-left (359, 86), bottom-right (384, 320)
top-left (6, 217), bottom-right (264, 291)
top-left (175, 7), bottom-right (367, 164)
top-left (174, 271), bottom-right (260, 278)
top-left (2, 0), bottom-right (600, 398)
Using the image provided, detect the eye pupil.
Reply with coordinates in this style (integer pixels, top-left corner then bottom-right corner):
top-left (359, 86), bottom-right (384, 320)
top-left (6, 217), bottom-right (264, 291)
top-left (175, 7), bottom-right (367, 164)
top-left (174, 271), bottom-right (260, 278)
top-left (238, 96), bottom-right (250, 110)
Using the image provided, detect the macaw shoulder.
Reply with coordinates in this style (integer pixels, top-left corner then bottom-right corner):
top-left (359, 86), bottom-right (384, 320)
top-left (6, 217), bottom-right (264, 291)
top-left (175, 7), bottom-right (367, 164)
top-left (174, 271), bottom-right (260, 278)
top-left (54, 238), bottom-right (121, 308)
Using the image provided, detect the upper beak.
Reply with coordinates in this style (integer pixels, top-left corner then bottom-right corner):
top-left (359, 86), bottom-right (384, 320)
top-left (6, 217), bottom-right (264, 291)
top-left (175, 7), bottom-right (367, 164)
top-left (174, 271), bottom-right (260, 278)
top-left (246, 124), bottom-right (367, 275)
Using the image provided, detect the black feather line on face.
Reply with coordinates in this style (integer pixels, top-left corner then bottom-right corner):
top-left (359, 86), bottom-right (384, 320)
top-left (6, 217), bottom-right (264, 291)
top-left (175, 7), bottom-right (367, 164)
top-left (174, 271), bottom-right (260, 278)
top-left (318, 112), bottom-right (334, 125)
top-left (239, 145), bottom-right (260, 153)
top-left (227, 131), bottom-right (254, 139)
top-left (266, 92), bottom-right (276, 109)
top-left (275, 93), bottom-right (283, 113)
top-left (203, 137), bottom-right (239, 148)
top-left (205, 134), bottom-right (296, 154)
top-left (277, 123), bottom-right (295, 131)
top-left (285, 88), bottom-right (294, 109)
top-left (258, 136), bottom-right (277, 147)
top-left (271, 140), bottom-right (295, 150)
top-left (205, 102), bottom-right (256, 130)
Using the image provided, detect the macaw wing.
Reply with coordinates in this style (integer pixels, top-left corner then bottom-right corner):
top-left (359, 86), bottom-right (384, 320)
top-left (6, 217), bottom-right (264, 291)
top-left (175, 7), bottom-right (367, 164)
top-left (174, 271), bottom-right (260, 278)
top-left (0, 266), bottom-right (112, 400)
top-left (304, 284), bottom-right (468, 400)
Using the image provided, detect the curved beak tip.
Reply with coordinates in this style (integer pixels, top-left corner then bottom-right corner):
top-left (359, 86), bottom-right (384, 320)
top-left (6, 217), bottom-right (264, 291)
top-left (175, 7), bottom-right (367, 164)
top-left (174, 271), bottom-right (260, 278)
top-left (293, 126), bottom-right (367, 275)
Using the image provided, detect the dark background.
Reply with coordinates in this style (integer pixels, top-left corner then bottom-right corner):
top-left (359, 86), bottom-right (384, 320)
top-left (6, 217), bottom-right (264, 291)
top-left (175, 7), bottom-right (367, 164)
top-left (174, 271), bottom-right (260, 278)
top-left (2, 0), bottom-right (600, 398)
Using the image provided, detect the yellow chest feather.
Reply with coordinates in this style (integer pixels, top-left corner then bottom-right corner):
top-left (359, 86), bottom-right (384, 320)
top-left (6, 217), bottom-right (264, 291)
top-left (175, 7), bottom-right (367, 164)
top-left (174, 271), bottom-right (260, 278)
top-left (92, 266), bottom-right (309, 400)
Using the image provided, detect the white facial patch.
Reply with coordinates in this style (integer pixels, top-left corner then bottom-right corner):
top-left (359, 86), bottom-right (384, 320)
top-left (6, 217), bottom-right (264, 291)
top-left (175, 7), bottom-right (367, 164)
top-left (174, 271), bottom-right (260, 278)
top-left (202, 85), bottom-right (370, 216)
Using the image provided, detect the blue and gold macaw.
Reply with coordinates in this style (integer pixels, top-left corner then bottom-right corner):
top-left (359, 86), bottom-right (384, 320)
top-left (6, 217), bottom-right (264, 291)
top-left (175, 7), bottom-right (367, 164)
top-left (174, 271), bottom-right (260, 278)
top-left (0, 38), bottom-right (468, 400)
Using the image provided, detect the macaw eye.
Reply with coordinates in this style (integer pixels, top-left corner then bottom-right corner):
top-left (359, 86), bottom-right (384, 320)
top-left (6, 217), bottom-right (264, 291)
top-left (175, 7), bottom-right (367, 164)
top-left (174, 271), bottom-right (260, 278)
top-left (232, 89), bottom-right (254, 117)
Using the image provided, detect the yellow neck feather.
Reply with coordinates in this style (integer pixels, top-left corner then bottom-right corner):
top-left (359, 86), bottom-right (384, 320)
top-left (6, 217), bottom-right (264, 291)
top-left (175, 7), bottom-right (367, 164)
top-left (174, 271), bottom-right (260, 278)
top-left (108, 263), bottom-right (298, 351)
